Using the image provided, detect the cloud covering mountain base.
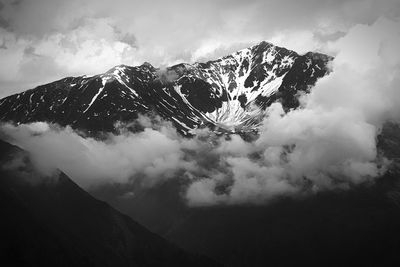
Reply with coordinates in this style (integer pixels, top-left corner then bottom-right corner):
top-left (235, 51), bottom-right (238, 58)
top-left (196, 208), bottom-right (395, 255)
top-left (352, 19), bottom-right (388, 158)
top-left (1, 17), bottom-right (400, 206)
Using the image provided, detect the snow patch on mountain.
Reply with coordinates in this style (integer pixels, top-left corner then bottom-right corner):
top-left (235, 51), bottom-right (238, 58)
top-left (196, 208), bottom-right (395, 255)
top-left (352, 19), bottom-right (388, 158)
top-left (0, 41), bottom-right (331, 135)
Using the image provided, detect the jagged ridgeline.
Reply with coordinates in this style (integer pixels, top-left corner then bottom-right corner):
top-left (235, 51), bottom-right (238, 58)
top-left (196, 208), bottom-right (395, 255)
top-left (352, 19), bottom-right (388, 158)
top-left (0, 41), bottom-right (332, 135)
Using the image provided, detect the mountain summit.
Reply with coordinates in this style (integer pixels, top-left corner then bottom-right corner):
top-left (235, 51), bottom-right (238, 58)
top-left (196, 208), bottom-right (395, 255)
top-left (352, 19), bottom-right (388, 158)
top-left (0, 41), bottom-right (331, 135)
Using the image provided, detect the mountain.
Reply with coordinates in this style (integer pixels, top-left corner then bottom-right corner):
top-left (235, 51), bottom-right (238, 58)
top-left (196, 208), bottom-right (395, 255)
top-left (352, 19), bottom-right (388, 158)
top-left (0, 139), bottom-right (219, 267)
top-left (0, 41), bottom-right (331, 135)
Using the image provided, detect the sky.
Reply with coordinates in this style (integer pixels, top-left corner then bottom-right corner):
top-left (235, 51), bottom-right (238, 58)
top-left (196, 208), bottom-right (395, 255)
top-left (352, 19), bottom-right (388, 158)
top-left (0, 0), bottom-right (399, 98)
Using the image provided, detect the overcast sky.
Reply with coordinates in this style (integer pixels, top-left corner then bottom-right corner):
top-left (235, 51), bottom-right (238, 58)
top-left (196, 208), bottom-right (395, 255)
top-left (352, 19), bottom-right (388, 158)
top-left (0, 0), bottom-right (399, 98)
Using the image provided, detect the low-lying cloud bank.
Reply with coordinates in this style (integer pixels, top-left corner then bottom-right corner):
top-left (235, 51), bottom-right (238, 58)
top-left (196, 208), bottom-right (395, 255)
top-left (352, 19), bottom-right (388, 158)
top-left (1, 17), bottom-right (400, 206)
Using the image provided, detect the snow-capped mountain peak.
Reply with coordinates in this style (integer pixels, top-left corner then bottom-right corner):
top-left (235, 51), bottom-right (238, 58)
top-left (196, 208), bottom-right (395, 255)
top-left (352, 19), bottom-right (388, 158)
top-left (0, 41), bottom-right (332, 135)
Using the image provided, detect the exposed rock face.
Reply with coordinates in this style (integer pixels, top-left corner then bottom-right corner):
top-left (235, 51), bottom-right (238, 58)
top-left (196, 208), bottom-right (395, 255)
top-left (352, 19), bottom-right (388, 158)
top-left (0, 41), bottom-right (331, 135)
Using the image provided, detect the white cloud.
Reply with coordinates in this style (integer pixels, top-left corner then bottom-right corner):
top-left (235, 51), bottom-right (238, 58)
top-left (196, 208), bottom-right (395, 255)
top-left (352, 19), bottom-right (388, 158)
top-left (1, 0), bottom-right (399, 96)
top-left (0, 121), bottom-right (191, 188)
top-left (186, 17), bottom-right (400, 205)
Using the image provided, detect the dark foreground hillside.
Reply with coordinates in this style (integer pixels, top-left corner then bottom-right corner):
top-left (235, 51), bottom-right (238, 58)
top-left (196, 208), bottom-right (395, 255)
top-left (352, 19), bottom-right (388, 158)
top-left (0, 140), bottom-right (218, 267)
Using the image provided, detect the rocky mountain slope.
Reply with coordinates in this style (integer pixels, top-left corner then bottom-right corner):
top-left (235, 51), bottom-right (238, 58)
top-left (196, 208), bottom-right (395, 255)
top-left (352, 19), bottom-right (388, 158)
top-left (0, 41), bottom-right (331, 135)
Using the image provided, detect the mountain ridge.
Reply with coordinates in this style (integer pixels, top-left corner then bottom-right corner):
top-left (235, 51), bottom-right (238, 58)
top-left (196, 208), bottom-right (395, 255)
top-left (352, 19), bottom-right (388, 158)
top-left (0, 41), bottom-right (332, 135)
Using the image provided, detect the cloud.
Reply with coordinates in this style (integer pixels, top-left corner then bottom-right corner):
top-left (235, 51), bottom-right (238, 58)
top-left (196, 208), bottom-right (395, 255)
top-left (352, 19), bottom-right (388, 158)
top-left (185, 17), bottom-right (400, 205)
top-left (0, 119), bottom-right (197, 188)
top-left (1, 0), bottom-right (399, 97)
top-left (0, 11), bottom-right (399, 206)
top-left (0, 15), bottom-right (138, 98)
